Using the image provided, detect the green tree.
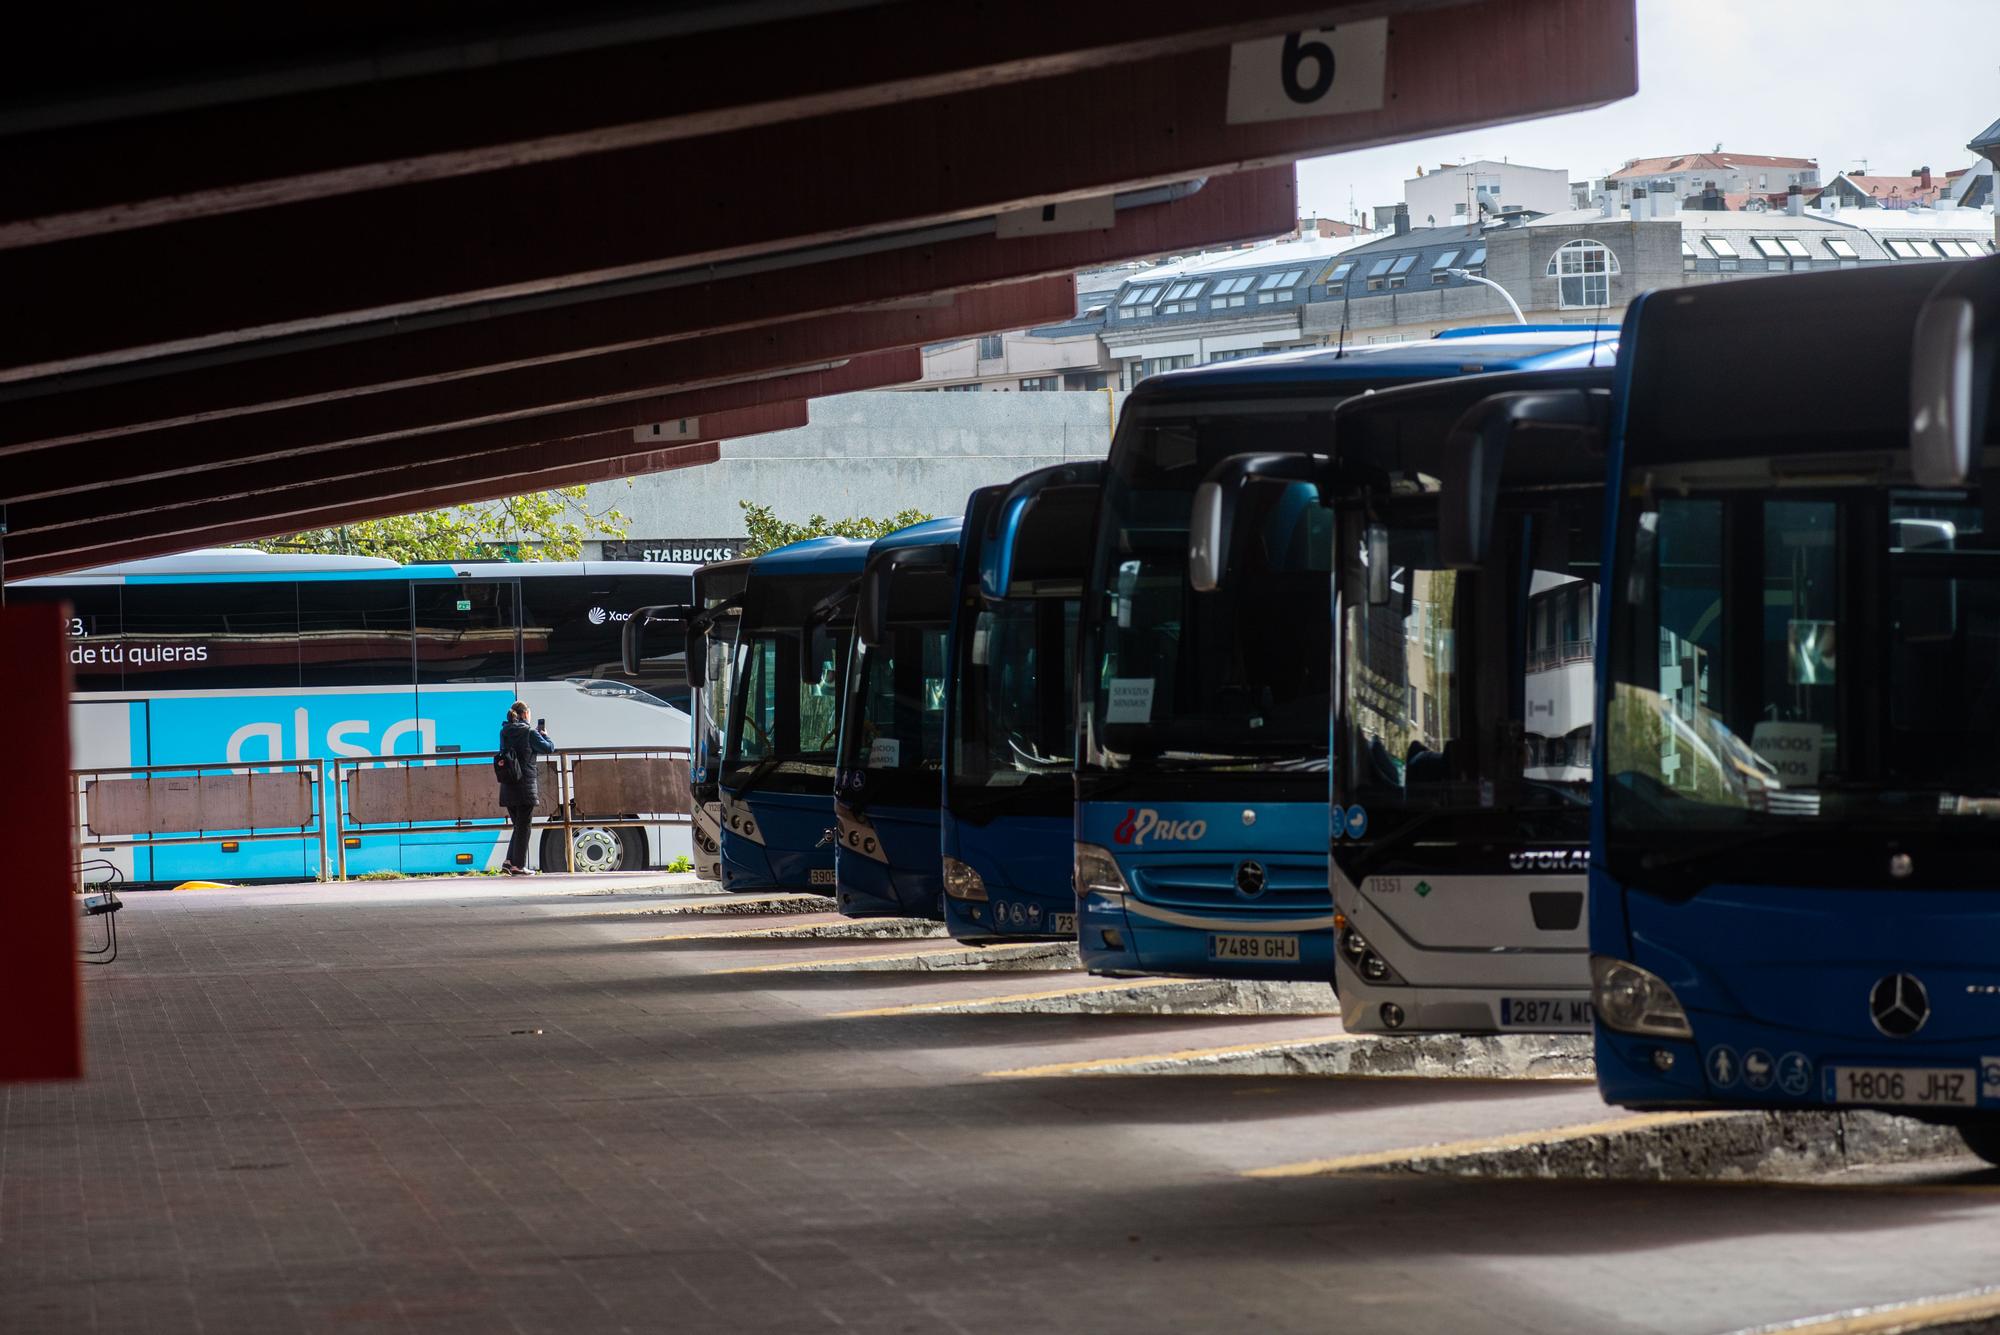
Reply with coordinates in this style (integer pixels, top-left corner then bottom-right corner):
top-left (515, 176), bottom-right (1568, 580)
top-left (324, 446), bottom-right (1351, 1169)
top-left (737, 500), bottom-right (935, 557)
top-left (258, 486), bottom-right (630, 564)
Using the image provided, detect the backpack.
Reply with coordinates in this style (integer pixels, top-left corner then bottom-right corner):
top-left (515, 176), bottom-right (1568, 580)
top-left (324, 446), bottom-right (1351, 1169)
top-left (494, 747), bottom-right (524, 785)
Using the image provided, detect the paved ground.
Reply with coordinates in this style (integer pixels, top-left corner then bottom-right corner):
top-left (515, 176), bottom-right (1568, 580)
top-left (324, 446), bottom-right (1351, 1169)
top-left (8, 876), bottom-right (2000, 1335)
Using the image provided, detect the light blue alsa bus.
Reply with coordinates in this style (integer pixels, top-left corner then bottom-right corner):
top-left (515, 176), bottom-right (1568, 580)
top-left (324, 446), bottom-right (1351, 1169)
top-left (1587, 257), bottom-right (2000, 1163)
top-left (12, 548), bottom-right (696, 881)
top-left (1071, 330), bottom-right (1624, 982)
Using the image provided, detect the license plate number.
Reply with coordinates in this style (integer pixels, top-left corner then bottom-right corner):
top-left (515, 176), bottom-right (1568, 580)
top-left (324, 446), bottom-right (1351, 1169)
top-left (1499, 997), bottom-right (1593, 1031)
top-left (1827, 1065), bottom-right (1976, 1108)
top-left (1050, 913), bottom-right (1077, 935)
top-left (1208, 933), bottom-right (1300, 962)
top-left (809, 868), bottom-right (835, 887)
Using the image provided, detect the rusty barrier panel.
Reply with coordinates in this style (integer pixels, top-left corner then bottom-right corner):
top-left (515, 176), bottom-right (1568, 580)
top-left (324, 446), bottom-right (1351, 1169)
top-left (346, 759), bottom-right (556, 826)
top-left (86, 770), bottom-right (311, 835)
top-left (570, 756), bottom-right (692, 818)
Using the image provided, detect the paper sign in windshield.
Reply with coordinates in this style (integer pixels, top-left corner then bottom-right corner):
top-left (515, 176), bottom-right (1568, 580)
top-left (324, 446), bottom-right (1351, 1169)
top-left (1751, 722), bottom-right (1823, 786)
top-left (867, 737), bottom-right (901, 768)
top-left (1104, 678), bottom-right (1156, 725)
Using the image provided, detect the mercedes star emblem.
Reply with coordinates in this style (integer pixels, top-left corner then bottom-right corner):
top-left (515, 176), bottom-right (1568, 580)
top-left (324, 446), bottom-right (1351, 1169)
top-left (1869, 973), bottom-right (1931, 1038)
top-left (1236, 860), bottom-right (1268, 897)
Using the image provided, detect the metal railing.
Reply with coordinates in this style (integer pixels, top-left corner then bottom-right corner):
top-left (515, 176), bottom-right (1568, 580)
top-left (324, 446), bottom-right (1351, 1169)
top-left (71, 758), bottom-right (333, 879)
top-left (1529, 638), bottom-right (1594, 673)
top-left (70, 747), bottom-right (691, 882)
top-left (329, 745), bottom-right (692, 878)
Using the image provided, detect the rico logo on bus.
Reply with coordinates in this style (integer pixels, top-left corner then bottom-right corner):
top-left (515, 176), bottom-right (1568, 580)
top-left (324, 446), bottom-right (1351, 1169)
top-left (1113, 808), bottom-right (1208, 847)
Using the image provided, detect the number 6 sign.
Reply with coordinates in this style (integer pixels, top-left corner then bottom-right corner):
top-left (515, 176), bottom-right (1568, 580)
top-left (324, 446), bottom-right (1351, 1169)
top-left (1225, 20), bottom-right (1389, 125)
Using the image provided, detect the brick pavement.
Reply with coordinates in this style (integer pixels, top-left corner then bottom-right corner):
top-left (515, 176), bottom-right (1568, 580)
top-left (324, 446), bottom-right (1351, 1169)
top-left (8, 880), bottom-right (2000, 1335)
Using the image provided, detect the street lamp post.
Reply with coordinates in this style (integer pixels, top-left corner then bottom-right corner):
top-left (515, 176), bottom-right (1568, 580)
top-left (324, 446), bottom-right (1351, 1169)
top-left (1446, 268), bottom-right (1526, 325)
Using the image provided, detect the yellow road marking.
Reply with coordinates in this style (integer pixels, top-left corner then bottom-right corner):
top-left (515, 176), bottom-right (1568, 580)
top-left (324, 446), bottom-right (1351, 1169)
top-left (1727, 1286), bottom-right (2000, 1335)
top-left (986, 1032), bottom-right (1359, 1078)
top-left (832, 976), bottom-right (1191, 1019)
top-left (711, 942), bottom-right (1059, 975)
top-left (1243, 1110), bottom-right (1731, 1179)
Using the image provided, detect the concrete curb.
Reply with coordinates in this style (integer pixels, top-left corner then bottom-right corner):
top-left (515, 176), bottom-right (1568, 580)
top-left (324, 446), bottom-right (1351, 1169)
top-left (1270, 1109), bottom-right (1965, 1182)
top-left (719, 941), bottom-right (1078, 974)
top-left (993, 1032), bottom-right (1593, 1080)
top-left (625, 893), bottom-right (838, 918)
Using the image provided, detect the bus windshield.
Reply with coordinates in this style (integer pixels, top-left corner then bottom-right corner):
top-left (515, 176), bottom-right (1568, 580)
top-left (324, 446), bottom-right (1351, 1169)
top-left (725, 574), bottom-right (852, 794)
top-left (951, 595), bottom-right (1077, 818)
top-left (1080, 397), bottom-right (1341, 779)
top-left (1334, 489), bottom-right (1599, 875)
top-left (836, 568), bottom-right (952, 808)
top-left (1604, 471), bottom-right (2000, 889)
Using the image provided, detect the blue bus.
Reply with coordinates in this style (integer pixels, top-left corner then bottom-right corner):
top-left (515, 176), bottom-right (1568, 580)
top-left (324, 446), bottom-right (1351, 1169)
top-left (1072, 331), bottom-right (1622, 981)
top-left (626, 556), bottom-right (754, 882)
top-left (15, 547), bottom-right (697, 881)
top-left (941, 463), bottom-right (1102, 942)
top-left (1587, 258), bottom-right (2000, 1162)
top-left (716, 536), bottom-right (871, 893)
top-left (832, 517), bottom-right (963, 918)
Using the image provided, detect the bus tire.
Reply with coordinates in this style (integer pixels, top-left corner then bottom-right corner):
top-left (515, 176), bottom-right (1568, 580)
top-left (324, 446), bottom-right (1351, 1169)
top-left (540, 824), bottom-right (645, 875)
top-left (1958, 1119), bottom-right (2000, 1167)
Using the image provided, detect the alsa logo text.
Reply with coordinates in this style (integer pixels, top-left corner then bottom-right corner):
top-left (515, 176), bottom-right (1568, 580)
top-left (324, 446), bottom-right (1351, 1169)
top-left (1508, 849), bottom-right (1590, 872)
top-left (1113, 808), bottom-right (1208, 846)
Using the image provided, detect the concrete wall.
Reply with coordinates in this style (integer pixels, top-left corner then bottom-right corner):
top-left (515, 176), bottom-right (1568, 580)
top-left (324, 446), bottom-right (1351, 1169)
top-left (582, 389), bottom-right (1127, 550)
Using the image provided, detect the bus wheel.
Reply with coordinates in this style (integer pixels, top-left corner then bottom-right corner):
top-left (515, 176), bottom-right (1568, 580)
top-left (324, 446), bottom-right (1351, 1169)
top-left (1958, 1119), bottom-right (2000, 1168)
top-left (540, 825), bottom-right (642, 874)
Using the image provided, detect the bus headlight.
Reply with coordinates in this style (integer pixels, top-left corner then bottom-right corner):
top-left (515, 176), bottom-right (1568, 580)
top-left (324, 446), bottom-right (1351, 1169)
top-left (1590, 955), bottom-right (1693, 1039)
top-left (942, 857), bottom-right (988, 901)
top-left (1335, 913), bottom-right (1401, 986)
top-left (1073, 842), bottom-right (1130, 899)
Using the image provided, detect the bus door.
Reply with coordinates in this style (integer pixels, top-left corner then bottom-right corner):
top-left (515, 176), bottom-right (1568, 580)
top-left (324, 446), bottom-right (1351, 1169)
top-left (407, 580), bottom-right (523, 871)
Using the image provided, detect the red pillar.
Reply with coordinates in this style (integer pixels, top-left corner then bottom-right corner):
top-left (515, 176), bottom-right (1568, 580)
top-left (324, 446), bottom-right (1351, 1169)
top-left (0, 602), bottom-right (82, 1081)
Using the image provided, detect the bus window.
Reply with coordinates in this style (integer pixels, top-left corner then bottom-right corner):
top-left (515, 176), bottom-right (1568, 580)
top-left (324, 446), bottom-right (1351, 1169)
top-left (119, 580), bottom-right (301, 691)
top-left (15, 583), bottom-right (125, 692)
top-left (414, 582), bottom-right (518, 684)
top-left (299, 580), bottom-right (415, 687)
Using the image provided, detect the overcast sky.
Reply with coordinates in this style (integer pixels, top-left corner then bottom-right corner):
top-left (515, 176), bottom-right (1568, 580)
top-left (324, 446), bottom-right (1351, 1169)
top-left (1295, 0), bottom-right (2000, 222)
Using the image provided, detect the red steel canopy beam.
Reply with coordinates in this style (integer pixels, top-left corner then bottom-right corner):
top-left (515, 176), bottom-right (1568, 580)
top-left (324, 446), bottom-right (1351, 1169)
top-left (0, 0), bottom-right (1637, 381)
top-left (14, 399), bottom-right (802, 548)
top-left (0, 167), bottom-right (1293, 451)
top-left (0, 2), bottom-right (1426, 248)
top-left (2, 281), bottom-right (1063, 506)
top-left (4, 437), bottom-right (734, 581)
top-left (2, 351), bottom-right (921, 568)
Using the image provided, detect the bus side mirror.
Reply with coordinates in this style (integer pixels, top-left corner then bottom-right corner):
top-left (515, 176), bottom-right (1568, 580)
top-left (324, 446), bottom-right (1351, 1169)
top-left (856, 566), bottom-right (889, 650)
top-left (1441, 390), bottom-right (1597, 569)
top-left (1366, 523), bottom-right (1391, 606)
top-left (1912, 295), bottom-right (1973, 488)
top-left (622, 604), bottom-right (691, 677)
top-left (1189, 481), bottom-right (1227, 593)
top-left (981, 462), bottom-right (1105, 600)
top-left (801, 626), bottom-right (831, 687)
top-left (1187, 452), bottom-right (1331, 593)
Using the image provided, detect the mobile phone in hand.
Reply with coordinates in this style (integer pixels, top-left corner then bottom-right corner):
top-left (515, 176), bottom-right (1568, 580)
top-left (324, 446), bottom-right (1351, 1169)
top-left (537, 718), bottom-right (547, 731)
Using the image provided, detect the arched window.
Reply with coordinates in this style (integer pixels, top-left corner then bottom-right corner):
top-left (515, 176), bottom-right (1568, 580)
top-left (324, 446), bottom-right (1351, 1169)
top-left (1545, 239), bottom-right (1620, 308)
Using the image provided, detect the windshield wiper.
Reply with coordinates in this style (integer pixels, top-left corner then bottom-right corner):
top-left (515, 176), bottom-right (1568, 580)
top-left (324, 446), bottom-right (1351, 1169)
top-left (1338, 805), bottom-right (1483, 880)
top-left (1632, 822), bottom-right (1834, 876)
top-left (724, 753), bottom-right (789, 802)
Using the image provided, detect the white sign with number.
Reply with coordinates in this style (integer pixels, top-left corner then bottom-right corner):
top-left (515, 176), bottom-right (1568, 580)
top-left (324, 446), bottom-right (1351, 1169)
top-left (1225, 20), bottom-right (1389, 125)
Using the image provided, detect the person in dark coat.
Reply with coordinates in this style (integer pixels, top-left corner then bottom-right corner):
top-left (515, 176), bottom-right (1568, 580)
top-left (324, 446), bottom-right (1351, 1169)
top-left (499, 701), bottom-right (555, 874)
